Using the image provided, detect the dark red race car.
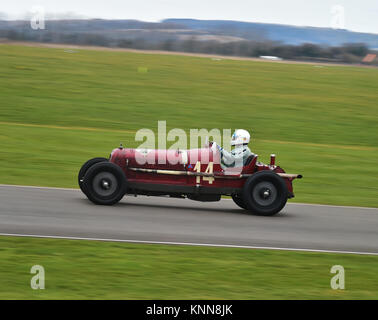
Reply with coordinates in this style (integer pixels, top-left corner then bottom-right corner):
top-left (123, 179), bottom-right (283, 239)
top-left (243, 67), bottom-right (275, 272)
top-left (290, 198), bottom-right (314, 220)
top-left (78, 143), bottom-right (302, 216)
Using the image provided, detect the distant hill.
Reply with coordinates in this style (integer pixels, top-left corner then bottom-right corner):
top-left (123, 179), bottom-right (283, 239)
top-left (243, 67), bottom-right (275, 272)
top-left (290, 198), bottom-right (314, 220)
top-left (1, 18), bottom-right (378, 47)
top-left (164, 19), bottom-right (378, 48)
top-left (0, 18), bottom-right (377, 64)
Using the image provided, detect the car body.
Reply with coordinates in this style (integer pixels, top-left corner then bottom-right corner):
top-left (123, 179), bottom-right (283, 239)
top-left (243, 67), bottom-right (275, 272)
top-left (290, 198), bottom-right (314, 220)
top-left (78, 144), bottom-right (302, 216)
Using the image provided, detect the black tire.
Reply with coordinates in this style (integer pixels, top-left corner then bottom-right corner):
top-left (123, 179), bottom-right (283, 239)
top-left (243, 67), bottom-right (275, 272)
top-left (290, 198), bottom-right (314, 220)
top-left (78, 157), bottom-right (108, 194)
top-left (232, 194), bottom-right (248, 210)
top-left (83, 162), bottom-right (127, 205)
top-left (242, 171), bottom-right (288, 216)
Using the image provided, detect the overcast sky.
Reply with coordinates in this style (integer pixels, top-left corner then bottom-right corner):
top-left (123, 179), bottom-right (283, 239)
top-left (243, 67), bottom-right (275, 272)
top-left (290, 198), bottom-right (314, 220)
top-left (1, 0), bottom-right (378, 34)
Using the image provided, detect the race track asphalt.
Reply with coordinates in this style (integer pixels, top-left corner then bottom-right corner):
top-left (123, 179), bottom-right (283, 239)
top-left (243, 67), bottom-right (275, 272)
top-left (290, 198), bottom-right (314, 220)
top-left (0, 185), bottom-right (377, 254)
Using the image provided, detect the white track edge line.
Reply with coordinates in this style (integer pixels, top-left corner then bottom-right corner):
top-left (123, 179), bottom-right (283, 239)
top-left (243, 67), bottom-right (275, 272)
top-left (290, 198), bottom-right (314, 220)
top-left (0, 232), bottom-right (377, 256)
top-left (0, 183), bottom-right (376, 210)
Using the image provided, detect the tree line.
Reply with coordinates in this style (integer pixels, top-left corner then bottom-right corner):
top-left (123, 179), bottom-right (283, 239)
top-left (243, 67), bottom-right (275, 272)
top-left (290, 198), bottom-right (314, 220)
top-left (0, 28), bottom-right (374, 64)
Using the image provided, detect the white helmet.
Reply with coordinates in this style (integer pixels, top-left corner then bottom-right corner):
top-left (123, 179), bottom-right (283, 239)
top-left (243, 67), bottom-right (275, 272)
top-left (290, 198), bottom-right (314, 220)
top-left (231, 129), bottom-right (250, 146)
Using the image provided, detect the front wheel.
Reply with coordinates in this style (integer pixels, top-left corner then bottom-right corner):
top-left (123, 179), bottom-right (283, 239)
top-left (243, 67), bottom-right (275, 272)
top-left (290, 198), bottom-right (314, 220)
top-left (83, 162), bottom-right (127, 205)
top-left (242, 171), bottom-right (288, 216)
top-left (78, 157), bottom-right (108, 195)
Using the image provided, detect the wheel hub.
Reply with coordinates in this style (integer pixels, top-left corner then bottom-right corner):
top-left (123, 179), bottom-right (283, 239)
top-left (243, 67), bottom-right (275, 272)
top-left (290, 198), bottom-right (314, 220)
top-left (252, 181), bottom-right (277, 207)
top-left (92, 172), bottom-right (118, 197)
top-left (262, 189), bottom-right (271, 199)
top-left (101, 180), bottom-right (111, 190)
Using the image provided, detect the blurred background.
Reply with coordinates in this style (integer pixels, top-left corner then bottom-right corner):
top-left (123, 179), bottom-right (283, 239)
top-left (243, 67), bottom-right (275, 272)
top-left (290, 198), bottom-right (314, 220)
top-left (1, 0), bottom-right (378, 64)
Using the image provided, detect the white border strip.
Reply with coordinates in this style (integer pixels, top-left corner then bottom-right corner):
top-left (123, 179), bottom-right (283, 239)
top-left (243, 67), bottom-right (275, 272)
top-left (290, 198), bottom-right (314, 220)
top-left (0, 232), bottom-right (377, 256)
top-left (0, 184), bottom-right (376, 210)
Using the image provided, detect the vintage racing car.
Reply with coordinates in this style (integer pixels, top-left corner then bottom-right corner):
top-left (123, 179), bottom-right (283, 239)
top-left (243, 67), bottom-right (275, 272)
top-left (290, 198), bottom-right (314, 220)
top-left (78, 143), bottom-right (302, 216)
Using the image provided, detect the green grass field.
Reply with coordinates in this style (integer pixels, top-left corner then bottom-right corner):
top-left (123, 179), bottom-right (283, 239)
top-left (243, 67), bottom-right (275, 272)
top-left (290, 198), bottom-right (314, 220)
top-left (1, 236), bottom-right (377, 300)
top-left (0, 44), bottom-right (377, 300)
top-left (0, 44), bottom-right (377, 206)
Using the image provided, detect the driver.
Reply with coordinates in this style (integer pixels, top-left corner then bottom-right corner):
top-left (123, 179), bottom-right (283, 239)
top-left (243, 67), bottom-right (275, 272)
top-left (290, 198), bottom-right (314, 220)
top-left (211, 129), bottom-right (254, 168)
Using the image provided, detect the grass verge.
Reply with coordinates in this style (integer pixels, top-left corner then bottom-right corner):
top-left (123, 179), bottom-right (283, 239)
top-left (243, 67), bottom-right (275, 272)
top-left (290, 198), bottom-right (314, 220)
top-left (0, 236), bottom-right (377, 299)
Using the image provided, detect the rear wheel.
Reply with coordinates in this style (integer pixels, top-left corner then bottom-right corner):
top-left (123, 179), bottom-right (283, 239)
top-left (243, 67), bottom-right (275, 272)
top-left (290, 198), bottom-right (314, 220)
top-left (83, 162), bottom-right (127, 205)
top-left (242, 171), bottom-right (288, 216)
top-left (78, 157), bottom-right (108, 195)
top-left (231, 194), bottom-right (248, 210)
